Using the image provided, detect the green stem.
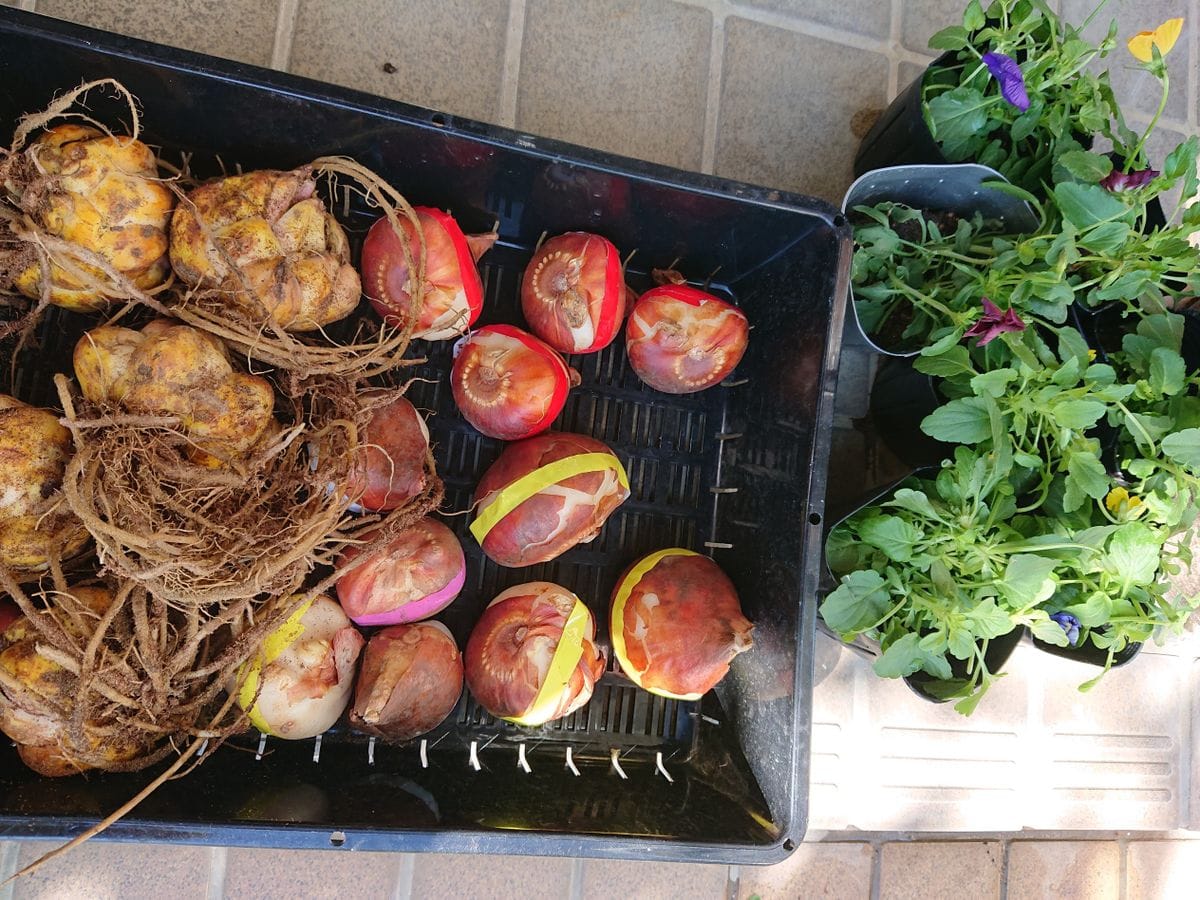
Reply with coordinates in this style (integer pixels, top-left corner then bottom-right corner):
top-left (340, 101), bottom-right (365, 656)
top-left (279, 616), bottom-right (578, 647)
top-left (1128, 69), bottom-right (1169, 172)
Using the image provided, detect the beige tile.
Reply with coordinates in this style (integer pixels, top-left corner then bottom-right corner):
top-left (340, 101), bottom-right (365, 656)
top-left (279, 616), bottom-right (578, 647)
top-left (11, 840), bottom-right (210, 899)
top-left (1006, 841), bottom-right (1120, 900)
top-left (878, 841), bottom-right (1002, 900)
top-left (36, 0), bottom-right (280, 67)
top-left (581, 859), bottom-right (728, 900)
top-left (730, 0), bottom-right (890, 40)
top-left (1126, 841), bottom-right (1200, 900)
top-left (224, 847), bottom-right (401, 899)
top-left (289, 0), bottom-right (509, 123)
top-left (901, 0), bottom-right (976, 54)
top-left (897, 61), bottom-right (933, 102)
top-left (410, 853), bottom-right (573, 900)
top-left (717, 17), bottom-right (888, 201)
top-left (516, 0), bottom-right (711, 170)
top-left (1062, 0), bottom-right (1191, 122)
top-left (1036, 649), bottom-right (1185, 831)
top-left (738, 841), bottom-right (874, 900)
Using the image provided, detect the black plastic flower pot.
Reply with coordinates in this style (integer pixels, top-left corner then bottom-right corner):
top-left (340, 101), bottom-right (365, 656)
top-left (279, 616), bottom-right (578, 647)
top-left (904, 625), bottom-right (1026, 703)
top-left (853, 54), bottom-right (952, 177)
top-left (842, 163), bottom-right (1038, 355)
top-left (1029, 632), bottom-right (1143, 668)
top-left (868, 356), bottom-right (955, 468)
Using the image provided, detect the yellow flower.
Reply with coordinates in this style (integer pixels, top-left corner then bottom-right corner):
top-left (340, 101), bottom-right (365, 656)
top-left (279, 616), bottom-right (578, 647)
top-left (1087, 349), bottom-right (1097, 361)
top-left (1105, 486), bottom-right (1146, 518)
top-left (1128, 18), bottom-right (1184, 62)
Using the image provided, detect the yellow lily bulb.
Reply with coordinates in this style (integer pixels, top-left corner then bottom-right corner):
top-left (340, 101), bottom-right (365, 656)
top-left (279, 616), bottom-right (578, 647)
top-left (1128, 18), bottom-right (1184, 62)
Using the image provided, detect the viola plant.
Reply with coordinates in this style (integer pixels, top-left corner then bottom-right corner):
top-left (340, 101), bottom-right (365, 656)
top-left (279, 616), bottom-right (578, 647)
top-left (921, 0), bottom-right (1125, 194)
top-left (823, 447), bottom-right (1081, 714)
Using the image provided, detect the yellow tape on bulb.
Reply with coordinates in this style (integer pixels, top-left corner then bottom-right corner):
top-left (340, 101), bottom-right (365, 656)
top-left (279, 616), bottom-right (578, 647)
top-left (610, 548), bottom-right (704, 701)
top-left (503, 597), bottom-right (590, 727)
top-left (236, 595), bottom-right (315, 736)
top-left (469, 452), bottom-right (629, 546)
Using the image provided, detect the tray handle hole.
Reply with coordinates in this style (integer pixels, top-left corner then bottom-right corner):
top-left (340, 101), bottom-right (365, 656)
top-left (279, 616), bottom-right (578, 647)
top-left (832, 214), bottom-right (847, 228)
top-left (808, 512), bottom-right (822, 526)
top-left (330, 831), bottom-right (346, 847)
top-left (784, 838), bottom-right (796, 852)
top-left (430, 112), bottom-right (448, 127)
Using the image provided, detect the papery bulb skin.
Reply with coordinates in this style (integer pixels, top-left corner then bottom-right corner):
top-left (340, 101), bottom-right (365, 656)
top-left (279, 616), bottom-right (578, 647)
top-left (362, 207), bottom-right (494, 341)
top-left (520, 232), bottom-right (627, 354)
top-left (451, 325), bottom-right (579, 440)
top-left (464, 582), bottom-right (605, 726)
top-left (350, 392), bottom-right (431, 512)
top-left (231, 596), bottom-right (364, 740)
top-left (336, 518), bottom-right (466, 625)
top-left (350, 621), bottom-right (463, 741)
top-left (611, 550), bottom-right (753, 700)
top-left (625, 282), bottom-right (748, 393)
top-left (470, 433), bottom-right (629, 567)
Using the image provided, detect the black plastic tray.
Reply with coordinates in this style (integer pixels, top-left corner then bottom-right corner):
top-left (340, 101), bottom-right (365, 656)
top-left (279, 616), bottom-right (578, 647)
top-left (0, 7), bottom-right (851, 865)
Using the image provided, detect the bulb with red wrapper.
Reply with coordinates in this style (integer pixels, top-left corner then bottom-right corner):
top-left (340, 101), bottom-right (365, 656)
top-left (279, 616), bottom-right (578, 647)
top-left (464, 582), bottom-right (605, 726)
top-left (520, 232), bottom-right (629, 354)
top-left (625, 270), bottom-right (748, 393)
top-left (362, 206), bottom-right (496, 341)
top-left (610, 549), bottom-right (753, 700)
top-left (451, 325), bottom-right (580, 440)
top-left (469, 432), bottom-right (629, 568)
top-left (335, 517), bottom-right (466, 626)
top-left (350, 621), bottom-right (463, 742)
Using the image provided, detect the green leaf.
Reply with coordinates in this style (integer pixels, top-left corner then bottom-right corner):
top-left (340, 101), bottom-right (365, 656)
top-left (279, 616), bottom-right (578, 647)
top-left (1105, 523), bottom-right (1161, 587)
top-left (1149, 348), bottom-right (1186, 396)
top-left (1093, 270), bottom-right (1153, 303)
top-left (962, 0), bottom-right (985, 31)
top-left (887, 488), bottom-right (941, 520)
top-left (874, 632), bottom-right (927, 678)
top-left (915, 345), bottom-right (974, 377)
top-left (928, 25), bottom-right (969, 51)
top-left (947, 624), bottom-right (975, 661)
top-left (820, 571), bottom-right (892, 636)
top-left (1162, 428), bottom-right (1200, 469)
top-left (1053, 399), bottom-right (1106, 431)
top-left (967, 598), bottom-right (1016, 639)
top-left (858, 515), bottom-right (921, 563)
top-left (1000, 554), bottom-right (1059, 607)
top-left (1057, 150), bottom-right (1113, 184)
top-left (921, 398), bottom-right (992, 443)
top-left (1052, 182), bottom-right (1129, 230)
top-left (926, 87), bottom-right (991, 159)
top-left (1078, 221), bottom-right (1131, 254)
top-left (1065, 591), bottom-right (1114, 628)
top-left (971, 368), bottom-right (1017, 398)
top-left (1066, 451), bottom-right (1110, 500)
top-left (1029, 614), bottom-right (1072, 647)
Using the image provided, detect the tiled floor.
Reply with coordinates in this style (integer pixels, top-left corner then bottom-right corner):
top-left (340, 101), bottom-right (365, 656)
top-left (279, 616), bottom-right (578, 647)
top-left (2, 0), bottom-right (1200, 896)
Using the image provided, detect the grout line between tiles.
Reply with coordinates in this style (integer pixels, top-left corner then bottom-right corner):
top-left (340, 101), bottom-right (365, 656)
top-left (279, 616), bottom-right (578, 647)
top-left (1191, 0), bottom-right (1199, 130)
top-left (700, 9), bottom-right (725, 174)
top-left (868, 841), bottom-right (882, 900)
top-left (725, 864), bottom-right (739, 900)
top-left (888, 0), bottom-right (902, 100)
top-left (1117, 836), bottom-right (1128, 900)
top-left (680, 0), bottom-right (894, 56)
top-left (270, 0), bottom-right (299, 72)
top-left (998, 840), bottom-right (1010, 900)
top-left (0, 842), bottom-right (18, 900)
top-left (15, 0), bottom-right (36, 12)
top-left (567, 857), bottom-right (584, 900)
top-left (393, 852), bottom-right (415, 900)
top-left (205, 846), bottom-right (226, 900)
top-left (497, 0), bottom-right (527, 129)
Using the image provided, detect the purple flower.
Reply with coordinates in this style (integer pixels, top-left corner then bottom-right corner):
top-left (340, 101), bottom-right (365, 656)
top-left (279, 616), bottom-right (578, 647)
top-left (1100, 167), bottom-right (1160, 191)
top-left (982, 52), bottom-right (1030, 112)
top-left (963, 297), bottom-right (1026, 346)
top-left (1050, 612), bottom-right (1081, 647)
